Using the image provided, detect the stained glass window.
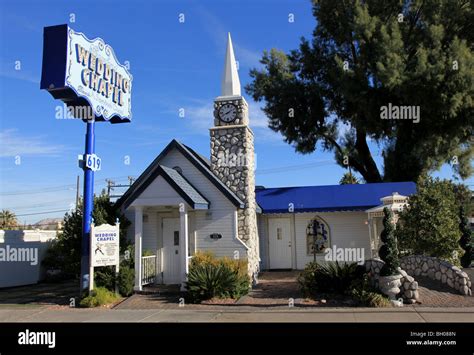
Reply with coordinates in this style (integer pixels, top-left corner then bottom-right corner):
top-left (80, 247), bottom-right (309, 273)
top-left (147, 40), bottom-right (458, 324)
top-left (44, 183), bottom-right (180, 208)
top-left (306, 217), bottom-right (330, 255)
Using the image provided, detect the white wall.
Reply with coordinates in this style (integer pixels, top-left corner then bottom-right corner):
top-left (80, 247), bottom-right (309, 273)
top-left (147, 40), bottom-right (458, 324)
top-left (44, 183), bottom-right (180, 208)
top-left (0, 230), bottom-right (57, 288)
top-left (260, 212), bottom-right (370, 270)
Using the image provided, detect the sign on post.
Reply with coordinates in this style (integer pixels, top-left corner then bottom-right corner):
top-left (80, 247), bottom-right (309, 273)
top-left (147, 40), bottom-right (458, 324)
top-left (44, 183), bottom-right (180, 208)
top-left (89, 222), bottom-right (120, 292)
top-left (40, 24), bottom-right (132, 296)
top-left (85, 154), bottom-right (102, 171)
top-left (40, 24), bottom-right (132, 123)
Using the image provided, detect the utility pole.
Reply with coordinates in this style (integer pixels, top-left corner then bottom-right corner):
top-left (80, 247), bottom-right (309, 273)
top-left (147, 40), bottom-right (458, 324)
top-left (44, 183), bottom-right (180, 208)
top-left (106, 179), bottom-right (115, 196)
top-left (106, 177), bottom-right (135, 200)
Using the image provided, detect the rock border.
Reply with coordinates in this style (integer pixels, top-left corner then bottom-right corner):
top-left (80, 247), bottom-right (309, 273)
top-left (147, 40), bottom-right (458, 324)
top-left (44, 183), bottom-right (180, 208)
top-left (400, 255), bottom-right (472, 296)
top-left (365, 259), bottom-right (419, 304)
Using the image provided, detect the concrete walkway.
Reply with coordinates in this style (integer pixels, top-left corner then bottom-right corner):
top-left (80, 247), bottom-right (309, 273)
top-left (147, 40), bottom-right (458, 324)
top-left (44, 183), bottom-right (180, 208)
top-left (0, 306), bottom-right (472, 323)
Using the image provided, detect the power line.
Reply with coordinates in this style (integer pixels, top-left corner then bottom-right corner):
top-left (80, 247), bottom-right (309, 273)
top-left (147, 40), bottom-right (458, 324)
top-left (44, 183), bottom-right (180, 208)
top-left (0, 176), bottom-right (133, 196)
top-left (6, 198), bottom-right (73, 210)
top-left (14, 209), bottom-right (70, 217)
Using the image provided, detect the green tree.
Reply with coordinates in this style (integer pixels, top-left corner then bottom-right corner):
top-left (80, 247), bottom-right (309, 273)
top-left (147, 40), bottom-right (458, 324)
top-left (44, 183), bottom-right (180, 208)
top-left (42, 193), bottom-right (131, 277)
top-left (459, 205), bottom-right (473, 267)
top-left (379, 207), bottom-right (400, 276)
top-left (339, 172), bottom-right (360, 185)
top-left (246, 0), bottom-right (474, 183)
top-left (396, 176), bottom-right (464, 265)
top-left (0, 209), bottom-right (18, 230)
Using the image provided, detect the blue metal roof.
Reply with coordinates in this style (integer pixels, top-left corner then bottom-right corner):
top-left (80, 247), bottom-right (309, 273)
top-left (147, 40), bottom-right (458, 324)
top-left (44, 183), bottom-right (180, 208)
top-left (255, 182), bottom-right (416, 214)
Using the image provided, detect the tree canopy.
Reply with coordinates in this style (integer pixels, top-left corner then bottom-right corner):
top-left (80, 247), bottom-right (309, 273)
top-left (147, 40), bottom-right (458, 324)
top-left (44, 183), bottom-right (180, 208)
top-left (246, 0), bottom-right (474, 182)
top-left (42, 193), bottom-right (131, 277)
top-left (0, 210), bottom-right (18, 230)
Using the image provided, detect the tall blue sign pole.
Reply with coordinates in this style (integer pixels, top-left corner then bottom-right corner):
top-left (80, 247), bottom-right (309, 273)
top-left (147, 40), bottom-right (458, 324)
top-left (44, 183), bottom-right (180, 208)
top-left (40, 24), bottom-right (133, 297)
top-left (80, 120), bottom-right (95, 293)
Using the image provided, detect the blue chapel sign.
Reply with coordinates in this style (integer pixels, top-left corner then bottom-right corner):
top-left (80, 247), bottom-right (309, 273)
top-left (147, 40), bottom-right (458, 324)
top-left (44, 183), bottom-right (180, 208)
top-left (40, 24), bottom-right (132, 123)
top-left (40, 24), bottom-right (132, 295)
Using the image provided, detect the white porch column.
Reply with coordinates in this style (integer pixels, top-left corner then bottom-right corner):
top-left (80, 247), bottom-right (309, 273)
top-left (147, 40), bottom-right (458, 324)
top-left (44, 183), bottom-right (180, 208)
top-left (372, 218), bottom-right (378, 257)
top-left (179, 204), bottom-right (189, 290)
top-left (134, 206), bottom-right (143, 291)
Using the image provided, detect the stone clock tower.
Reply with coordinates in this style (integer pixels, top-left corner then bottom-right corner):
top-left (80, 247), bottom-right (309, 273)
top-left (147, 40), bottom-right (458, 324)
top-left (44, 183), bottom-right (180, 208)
top-left (210, 33), bottom-right (259, 281)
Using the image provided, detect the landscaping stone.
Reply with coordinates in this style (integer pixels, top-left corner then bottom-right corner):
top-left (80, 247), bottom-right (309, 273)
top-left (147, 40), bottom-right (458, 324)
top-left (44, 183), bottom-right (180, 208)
top-left (364, 261), bottom-right (418, 304)
top-left (399, 255), bottom-right (471, 296)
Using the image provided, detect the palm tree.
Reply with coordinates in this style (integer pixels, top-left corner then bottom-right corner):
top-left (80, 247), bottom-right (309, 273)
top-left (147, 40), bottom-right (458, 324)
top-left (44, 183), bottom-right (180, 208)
top-left (339, 172), bottom-right (360, 185)
top-left (0, 209), bottom-right (18, 230)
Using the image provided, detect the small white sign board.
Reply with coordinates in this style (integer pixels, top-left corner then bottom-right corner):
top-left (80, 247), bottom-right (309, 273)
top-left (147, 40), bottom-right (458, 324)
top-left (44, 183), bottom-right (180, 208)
top-left (89, 222), bottom-right (120, 292)
top-left (91, 223), bottom-right (119, 267)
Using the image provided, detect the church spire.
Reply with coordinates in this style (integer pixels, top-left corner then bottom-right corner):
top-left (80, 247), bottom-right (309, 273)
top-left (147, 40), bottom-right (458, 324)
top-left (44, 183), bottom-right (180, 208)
top-left (221, 32), bottom-right (241, 97)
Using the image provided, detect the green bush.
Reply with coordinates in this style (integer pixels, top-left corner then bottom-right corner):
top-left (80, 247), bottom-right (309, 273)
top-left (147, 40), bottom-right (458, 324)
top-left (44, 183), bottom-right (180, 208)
top-left (185, 251), bottom-right (250, 303)
top-left (379, 207), bottom-right (400, 276)
top-left (79, 287), bottom-right (119, 308)
top-left (118, 266), bottom-right (135, 296)
top-left (349, 274), bottom-right (391, 307)
top-left (396, 177), bottom-right (466, 265)
top-left (298, 261), bottom-right (363, 296)
top-left (94, 266), bottom-right (116, 290)
top-left (298, 261), bottom-right (390, 307)
top-left (459, 205), bottom-right (473, 268)
top-left (297, 261), bottom-right (321, 297)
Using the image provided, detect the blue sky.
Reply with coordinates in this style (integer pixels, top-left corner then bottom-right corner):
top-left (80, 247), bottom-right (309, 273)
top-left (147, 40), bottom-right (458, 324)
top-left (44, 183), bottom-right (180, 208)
top-left (0, 0), bottom-right (471, 224)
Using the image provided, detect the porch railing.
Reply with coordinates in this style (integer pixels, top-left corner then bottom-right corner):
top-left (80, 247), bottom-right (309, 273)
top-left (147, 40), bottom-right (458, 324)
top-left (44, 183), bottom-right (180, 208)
top-left (141, 255), bottom-right (157, 285)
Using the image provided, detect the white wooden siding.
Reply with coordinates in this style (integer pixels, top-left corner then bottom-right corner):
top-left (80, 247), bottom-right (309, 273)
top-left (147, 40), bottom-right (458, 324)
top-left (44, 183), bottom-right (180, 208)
top-left (160, 148), bottom-right (247, 259)
top-left (130, 175), bottom-right (192, 208)
top-left (259, 212), bottom-right (370, 270)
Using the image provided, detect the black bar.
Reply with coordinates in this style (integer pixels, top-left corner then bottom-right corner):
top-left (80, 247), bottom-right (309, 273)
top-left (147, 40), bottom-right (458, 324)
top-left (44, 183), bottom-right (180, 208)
top-left (0, 323), bottom-right (472, 354)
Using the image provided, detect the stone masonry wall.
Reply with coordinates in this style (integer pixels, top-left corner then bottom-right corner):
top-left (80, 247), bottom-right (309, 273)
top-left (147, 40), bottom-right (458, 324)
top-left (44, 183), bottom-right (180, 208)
top-left (400, 255), bottom-right (472, 296)
top-left (210, 99), bottom-right (259, 282)
top-left (365, 259), bottom-right (419, 304)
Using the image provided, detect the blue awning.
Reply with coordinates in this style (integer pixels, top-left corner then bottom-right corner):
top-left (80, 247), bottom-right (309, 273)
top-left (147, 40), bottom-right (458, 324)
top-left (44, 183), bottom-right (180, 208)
top-left (255, 182), bottom-right (416, 214)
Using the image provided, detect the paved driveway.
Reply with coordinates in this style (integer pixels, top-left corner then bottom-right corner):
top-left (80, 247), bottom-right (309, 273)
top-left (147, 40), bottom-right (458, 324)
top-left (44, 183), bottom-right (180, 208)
top-left (0, 280), bottom-right (77, 308)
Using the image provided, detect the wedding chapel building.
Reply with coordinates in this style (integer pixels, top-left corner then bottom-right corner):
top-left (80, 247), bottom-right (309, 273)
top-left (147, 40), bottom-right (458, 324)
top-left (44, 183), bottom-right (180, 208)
top-left (115, 34), bottom-right (416, 291)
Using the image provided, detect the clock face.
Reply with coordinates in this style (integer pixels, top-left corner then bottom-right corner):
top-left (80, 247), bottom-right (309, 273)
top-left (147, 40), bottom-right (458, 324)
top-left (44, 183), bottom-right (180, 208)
top-left (218, 103), bottom-right (237, 123)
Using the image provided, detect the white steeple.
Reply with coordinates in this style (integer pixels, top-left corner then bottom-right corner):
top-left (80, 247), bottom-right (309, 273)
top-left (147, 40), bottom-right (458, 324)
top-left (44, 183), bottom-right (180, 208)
top-left (221, 33), bottom-right (241, 97)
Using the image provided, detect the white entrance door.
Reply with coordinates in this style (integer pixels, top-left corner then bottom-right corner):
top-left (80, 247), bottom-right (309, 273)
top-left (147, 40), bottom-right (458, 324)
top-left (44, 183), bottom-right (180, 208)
top-left (268, 218), bottom-right (292, 269)
top-left (162, 218), bottom-right (181, 284)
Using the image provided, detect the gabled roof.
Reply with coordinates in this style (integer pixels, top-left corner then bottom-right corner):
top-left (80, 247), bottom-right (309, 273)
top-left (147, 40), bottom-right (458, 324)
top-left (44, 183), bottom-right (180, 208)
top-left (255, 182), bottom-right (416, 214)
top-left (160, 165), bottom-right (209, 209)
top-left (116, 139), bottom-right (244, 210)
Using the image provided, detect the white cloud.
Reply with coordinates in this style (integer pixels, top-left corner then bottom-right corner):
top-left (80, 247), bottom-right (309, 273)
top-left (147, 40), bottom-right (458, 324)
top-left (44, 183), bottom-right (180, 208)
top-left (249, 103), bottom-right (269, 129)
top-left (0, 129), bottom-right (65, 157)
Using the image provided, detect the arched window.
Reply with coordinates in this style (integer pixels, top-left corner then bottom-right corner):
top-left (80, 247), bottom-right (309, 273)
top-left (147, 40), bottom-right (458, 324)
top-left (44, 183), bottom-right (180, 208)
top-left (306, 217), bottom-right (330, 256)
top-left (172, 166), bottom-right (183, 174)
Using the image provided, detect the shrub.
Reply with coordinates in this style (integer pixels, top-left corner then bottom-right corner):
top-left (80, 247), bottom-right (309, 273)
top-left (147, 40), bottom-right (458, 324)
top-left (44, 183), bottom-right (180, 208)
top-left (459, 205), bottom-right (473, 268)
top-left (79, 287), bottom-right (119, 308)
top-left (297, 261), bottom-right (320, 297)
top-left (185, 251), bottom-right (250, 303)
top-left (298, 261), bottom-right (364, 296)
top-left (349, 274), bottom-right (391, 307)
top-left (396, 177), bottom-right (465, 265)
top-left (379, 207), bottom-right (400, 276)
top-left (94, 266), bottom-right (116, 290)
top-left (117, 266), bottom-right (135, 296)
